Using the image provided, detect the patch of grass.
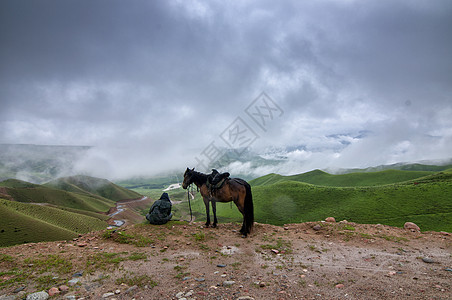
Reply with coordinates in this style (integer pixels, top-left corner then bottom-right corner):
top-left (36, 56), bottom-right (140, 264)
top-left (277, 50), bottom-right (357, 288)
top-left (198, 244), bottom-right (210, 251)
top-left (0, 254), bottom-right (15, 263)
top-left (128, 252), bottom-right (147, 261)
top-left (115, 273), bottom-right (157, 288)
top-left (24, 254), bottom-right (72, 274)
top-left (260, 238), bottom-right (292, 254)
top-left (360, 233), bottom-right (374, 239)
top-left (0, 269), bottom-right (29, 288)
top-left (36, 274), bottom-right (60, 290)
top-left (377, 235), bottom-right (408, 243)
top-left (307, 245), bottom-right (317, 252)
top-left (342, 225), bottom-right (356, 231)
top-left (231, 262), bottom-right (242, 270)
top-left (86, 252), bottom-right (124, 272)
top-left (103, 230), bottom-right (153, 247)
top-left (193, 231), bottom-right (205, 241)
top-left (174, 272), bottom-right (190, 279)
top-left (174, 265), bottom-right (186, 272)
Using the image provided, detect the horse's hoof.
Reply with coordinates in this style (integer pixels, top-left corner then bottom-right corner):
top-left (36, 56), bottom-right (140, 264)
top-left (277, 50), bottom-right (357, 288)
top-left (212, 224), bottom-right (217, 228)
top-left (241, 234), bottom-right (247, 238)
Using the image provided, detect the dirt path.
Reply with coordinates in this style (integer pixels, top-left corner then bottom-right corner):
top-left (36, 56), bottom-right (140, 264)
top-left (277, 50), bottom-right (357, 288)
top-left (107, 196), bottom-right (154, 227)
top-left (0, 221), bottom-right (450, 299)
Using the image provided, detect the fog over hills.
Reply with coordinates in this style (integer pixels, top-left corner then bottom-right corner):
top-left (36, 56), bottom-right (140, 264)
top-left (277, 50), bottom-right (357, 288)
top-left (1, 144), bottom-right (451, 184)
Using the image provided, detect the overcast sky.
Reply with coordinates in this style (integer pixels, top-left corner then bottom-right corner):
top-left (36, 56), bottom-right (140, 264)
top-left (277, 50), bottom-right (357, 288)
top-left (1, 0), bottom-right (451, 178)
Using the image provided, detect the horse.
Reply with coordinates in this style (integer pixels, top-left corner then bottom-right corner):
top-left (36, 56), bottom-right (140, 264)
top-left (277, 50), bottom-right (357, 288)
top-left (182, 167), bottom-right (254, 237)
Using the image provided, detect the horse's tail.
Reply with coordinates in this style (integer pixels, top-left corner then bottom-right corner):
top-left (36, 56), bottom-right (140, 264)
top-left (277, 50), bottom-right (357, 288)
top-left (244, 182), bottom-right (254, 235)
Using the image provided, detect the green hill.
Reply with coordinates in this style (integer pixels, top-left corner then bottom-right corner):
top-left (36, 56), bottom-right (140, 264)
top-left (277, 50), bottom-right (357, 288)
top-left (249, 169), bottom-right (434, 187)
top-left (0, 199), bottom-right (107, 247)
top-left (251, 171), bottom-right (452, 231)
top-left (176, 170), bottom-right (452, 232)
top-left (45, 175), bottom-right (141, 201)
top-left (1, 179), bottom-right (115, 213)
top-left (0, 175), bottom-right (144, 247)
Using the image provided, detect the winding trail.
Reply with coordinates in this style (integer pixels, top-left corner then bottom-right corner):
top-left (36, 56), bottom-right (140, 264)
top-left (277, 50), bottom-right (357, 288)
top-left (108, 196), bottom-right (149, 227)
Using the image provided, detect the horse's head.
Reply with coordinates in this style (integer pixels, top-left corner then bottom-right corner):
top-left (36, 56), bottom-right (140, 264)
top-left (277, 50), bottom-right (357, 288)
top-left (182, 167), bottom-right (195, 189)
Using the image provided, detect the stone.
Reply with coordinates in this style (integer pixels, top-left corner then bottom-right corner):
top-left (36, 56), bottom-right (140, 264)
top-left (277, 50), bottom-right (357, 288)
top-left (125, 285), bottom-right (138, 294)
top-left (175, 292), bottom-right (185, 298)
top-left (102, 292), bottom-right (115, 298)
top-left (67, 278), bottom-right (80, 286)
top-left (312, 225), bottom-right (322, 231)
top-left (404, 222), bottom-right (420, 232)
top-left (217, 264), bottom-right (227, 268)
top-left (223, 280), bottom-right (235, 287)
top-left (26, 291), bottom-right (49, 300)
top-left (13, 286), bottom-right (26, 293)
top-left (72, 271), bottom-right (84, 277)
top-left (422, 257), bottom-right (434, 263)
top-left (48, 287), bottom-right (60, 296)
top-left (325, 217), bottom-right (336, 223)
top-left (64, 296), bottom-right (76, 300)
top-left (0, 295), bottom-right (16, 300)
top-left (238, 297), bottom-right (255, 300)
top-left (59, 285), bottom-right (69, 292)
top-left (335, 283), bottom-right (345, 289)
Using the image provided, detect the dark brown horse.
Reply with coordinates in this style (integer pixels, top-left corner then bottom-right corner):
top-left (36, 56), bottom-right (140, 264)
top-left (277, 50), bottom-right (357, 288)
top-left (182, 168), bottom-right (254, 237)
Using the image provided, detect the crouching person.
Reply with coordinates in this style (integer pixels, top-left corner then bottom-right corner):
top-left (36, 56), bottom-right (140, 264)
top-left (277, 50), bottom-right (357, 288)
top-left (146, 192), bottom-right (172, 225)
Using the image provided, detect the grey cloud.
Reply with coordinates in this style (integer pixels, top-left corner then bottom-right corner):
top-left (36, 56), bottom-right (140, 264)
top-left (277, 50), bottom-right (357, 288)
top-left (1, 0), bottom-right (451, 177)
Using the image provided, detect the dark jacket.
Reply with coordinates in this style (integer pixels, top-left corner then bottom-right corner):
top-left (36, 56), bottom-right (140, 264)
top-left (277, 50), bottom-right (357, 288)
top-left (146, 192), bottom-right (172, 225)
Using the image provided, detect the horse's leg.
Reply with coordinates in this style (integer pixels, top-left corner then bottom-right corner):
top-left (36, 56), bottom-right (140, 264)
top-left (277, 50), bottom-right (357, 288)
top-left (211, 200), bottom-right (218, 228)
top-left (203, 197), bottom-right (211, 228)
top-left (234, 198), bottom-right (246, 235)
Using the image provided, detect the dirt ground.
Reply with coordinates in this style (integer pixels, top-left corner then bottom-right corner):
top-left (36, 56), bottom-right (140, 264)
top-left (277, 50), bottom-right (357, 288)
top-left (1, 217), bottom-right (451, 300)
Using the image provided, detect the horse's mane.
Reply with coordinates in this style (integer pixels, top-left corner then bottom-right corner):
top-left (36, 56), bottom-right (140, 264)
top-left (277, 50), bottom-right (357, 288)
top-left (190, 169), bottom-right (208, 183)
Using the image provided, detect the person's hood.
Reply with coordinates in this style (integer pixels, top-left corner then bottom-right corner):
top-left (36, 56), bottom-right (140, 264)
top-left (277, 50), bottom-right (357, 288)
top-left (160, 192), bottom-right (170, 201)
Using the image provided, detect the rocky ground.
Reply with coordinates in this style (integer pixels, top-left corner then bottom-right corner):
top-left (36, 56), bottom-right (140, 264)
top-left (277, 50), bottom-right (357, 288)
top-left (0, 220), bottom-right (451, 300)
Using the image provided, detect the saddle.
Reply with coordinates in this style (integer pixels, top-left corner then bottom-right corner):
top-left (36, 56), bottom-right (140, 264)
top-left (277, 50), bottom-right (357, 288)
top-left (206, 169), bottom-right (230, 190)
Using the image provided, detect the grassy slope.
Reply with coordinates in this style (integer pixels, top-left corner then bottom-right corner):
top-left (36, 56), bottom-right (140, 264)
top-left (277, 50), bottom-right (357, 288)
top-left (4, 185), bottom-right (114, 213)
top-left (176, 170), bottom-right (452, 232)
top-left (0, 199), bottom-right (107, 247)
top-left (249, 169), bottom-right (434, 187)
top-left (0, 176), bottom-right (141, 247)
top-left (45, 175), bottom-right (141, 202)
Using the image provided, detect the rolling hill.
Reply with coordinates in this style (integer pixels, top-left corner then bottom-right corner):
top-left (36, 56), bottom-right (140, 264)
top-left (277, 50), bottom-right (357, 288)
top-left (0, 175), bottom-right (143, 247)
top-left (0, 199), bottom-right (107, 247)
top-left (45, 175), bottom-right (141, 202)
top-left (175, 169), bottom-right (452, 232)
top-left (249, 169), bottom-right (435, 187)
top-left (1, 178), bottom-right (115, 213)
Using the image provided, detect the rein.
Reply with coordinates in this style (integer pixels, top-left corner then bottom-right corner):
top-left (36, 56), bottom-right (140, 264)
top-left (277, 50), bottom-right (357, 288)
top-left (187, 184), bottom-right (193, 222)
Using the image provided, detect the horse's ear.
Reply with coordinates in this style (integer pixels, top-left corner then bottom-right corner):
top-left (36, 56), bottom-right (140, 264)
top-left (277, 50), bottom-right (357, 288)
top-left (191, 167), bottom-right (195, 171)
